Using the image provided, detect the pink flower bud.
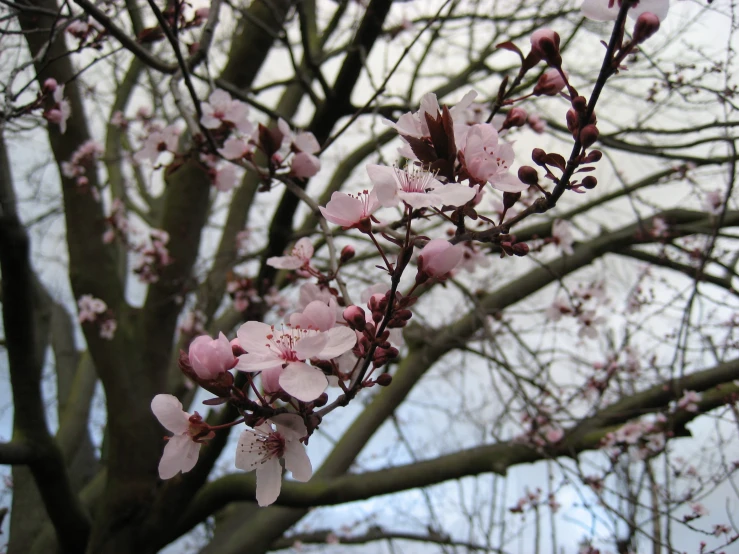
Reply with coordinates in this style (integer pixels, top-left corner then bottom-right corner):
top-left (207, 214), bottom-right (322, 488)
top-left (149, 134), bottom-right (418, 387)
top-left (579, 125), bottom-right (599, 149)
top-left (43, 78), bottom-right (58, 93)
top-left (633, 12), bottom-right (660, 43)
top-left (530, 28), bottom-right (561, 67)
top-left (189, 333), bottom-right (237, 380)
top-left (343, 305), bottom-right (367, 331)
top-left (533, 69), bottom-right (566, 96)
top-left (340, 245), bottom-right (355, 263)
top-left (417, 239), bottom-right (465, 279)
top-left (503, 107), bottom-right (528, 129)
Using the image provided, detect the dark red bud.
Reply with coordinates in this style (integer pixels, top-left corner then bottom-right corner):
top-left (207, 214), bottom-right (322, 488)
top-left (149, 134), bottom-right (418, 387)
top-left (566, 109), bottom-right (579, 134)
top-left (583, 150), bottom-right (602, 163)
top-left (582, 176), bottom-right (597, 189)
top-left (375, 373), bottom-right (393, 386)
top-left (503, 107), bottom-right (528, 129)
top-left (579, 125), bottom-right (599, 149)
top-left (572, 96), bottom-right (588, 113)
top-left (512, 243), bottom-right (530, 256)
top-left (518, 166), bottom-right (539, 186)
top-left (532, 148), bottom-right (547, 166)
top-left (313, 392), bottom-right (329, 407)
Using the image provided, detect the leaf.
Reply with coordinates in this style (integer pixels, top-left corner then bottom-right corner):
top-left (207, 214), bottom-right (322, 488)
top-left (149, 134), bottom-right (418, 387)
top-left (424, 112), bottom-right (448, 159)
top-left (496, 41), bottom-right (523, 61)
top-left (544, 153), bottom-right (566, 171)
top-left (404, 136), bottom-right (437, 164)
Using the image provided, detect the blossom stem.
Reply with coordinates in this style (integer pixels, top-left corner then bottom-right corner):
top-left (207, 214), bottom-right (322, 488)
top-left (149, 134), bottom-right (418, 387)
top-left (367, 230), bottom-right (392, 271)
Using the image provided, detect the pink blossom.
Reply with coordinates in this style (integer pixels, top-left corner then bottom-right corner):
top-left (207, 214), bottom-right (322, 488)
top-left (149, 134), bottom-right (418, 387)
top-left (134, 125), bottom-right (180, 165)
top-left (530, 29), bottom-right (560, 63)
top-left (703, 189), bottom-right (724, 215)
top-left (267, 237), bottom-right (314, 270)
top-left (417, 239), bottom-right (466, 278)
top-left (200, 89), bottom-right (251, 133)
top-left (677, 390), bottom-right (702, 412)
top-left (99, 319), bottom-right (117, 340)
top-left (78, 294), bottom-right (107, 323)
top-left (45, 84), bottom-right (71, 134)
top-left (577, 310), bottom-right (605, 339)
top-left (534, 69), bottom-right (566, 96)
top-left (188, 332), bottom-right (238, 379)
top-left (218, 136), bottom-right (253, 160)
top-left (234, 310), bottom-right (356, 401)
top-left (235, 414), bottom-right (312, 506)
top-left (547, 297), bottom-right (572, 322)
top-left (290, 152), bottom-right (321, 178)
top-left (368, 164), bottom-right (475, 209)
top-left (319, 190), bottom-right (379, 229)
top-left (528, 114), bottom-right (547, 134)
top-left (689, 503), bottom-right (708, 517)
top-left (459, 124), bottom-right (526, 193)
top-left (580, 0), bottom-right (669, 21)
top-left (551, 219), bottom-right (574, 255)
top-left (214, 163), bottom-right (239, 192)
top-left (151, 394), bottom-right (213, 479)
top-left (386, 90), bottom-right (478, 139)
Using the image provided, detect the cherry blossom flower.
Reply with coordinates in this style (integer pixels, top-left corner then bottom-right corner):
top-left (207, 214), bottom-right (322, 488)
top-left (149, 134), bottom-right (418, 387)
top-left (78, 294), bottom-right (107, 323)
top-left (368, 164), bottom-right (475, 209)
top-left (533, 69), bottom-right (567, 96)
top-left (458, 124), bottom-right (526, 193)
top-left (188, 332), bottom-right (238, 379)
top-left (217, 136), bottom-right (253, 160)
top-left (386, 90), bottom-right (478, 138)
top-left (45, 84), bottom-right (71, 134)
top-left (417, 239), bottom-right (466, 278)
top-left (580, 0), bottom-right (669, 21)
top-left (151, 394), bottom-right (213, 479)
top-left (235, 414), bottom-right (312, 506)
top-left (200, 89), bottom-right (251, 133)
top-left (134, 124), bottom-right (180, 165)
top-left (99, 319), bottom-right (117, 340)
top-left (235, 309), bottom-right (356, 401)
top-left (276, 119), bottom-right (322, 177)
top-left (546, 297), bottom-right (572, 321)
top-left (689, 503), bottom-right (708, 517)
top-left (213, 163), bottom-right (240, 192)
top-left (319, 190), bottom-right (379, 229)
top-left (551, 219), bottom-right (574, 255)
top-left (677, 390), bottom-right (701, 412)
top-left (267, 237), bottom-right (314, 270)
top-left (577, 310), bottom-right (605, 339)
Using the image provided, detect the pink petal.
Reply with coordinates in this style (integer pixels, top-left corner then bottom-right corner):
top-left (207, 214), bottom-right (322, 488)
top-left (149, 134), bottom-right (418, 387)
top-left (318, 326), bottom-right (357, 359)
top-left (237, 321), bottom-right (273, 354)
top-left (266, 255), bottom-right (304, 269)
top-left (294, 332), bottom-right (330, 360)
top-left (234, 353), bottom-right (283, 372)
top-left (284, 441), bottom-right (312, 482)
top-left (235, 429), bottom-right (265, 471)
top-left (255, 458), bottom-right (282, 506)
top-left (366, 164), bottom-right (399, 207)
top-left (279, 362), bottom-right (328, 401)
top-left (151, 394), bottom-right (189, 434)
top-left (272, 413), bottom-right (307, 438)
top-left (580, 0), bottom-right (618, 20)
top-left (158, 434), bottom-right (200, 479)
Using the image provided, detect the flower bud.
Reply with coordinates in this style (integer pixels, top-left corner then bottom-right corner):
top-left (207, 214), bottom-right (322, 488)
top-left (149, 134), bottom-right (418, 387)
top-left (43, 78), bottom-right (58, 93)
top-left (189, 333), bottom-right (237, 380)
top-left (512, 242), bottom-right (530, 256)
top-left (230, 338), bottom-right (246, 357)
top-left (375, 373), bottom-right (393, 386)
top-left (533, 69), bottom-right (566, 96)
top-left (571, 96), bottom-right (588, 113)
top-left (313, 392), bottom-right (329, 407)
top-left (566, 108), bottom-right (579, 134)
top-left (579, 125), bottom-right (599, 149)
top-left (518, 166), bottom-right (539, 186)
top-left (582, 176), bottom-right (597, 189)
top-left (530, 28), bottom-right (562, 67)
top-left (532, 148), bottom-right (547, 166)
top-left (583, 150), bottom-right (602, 163)
top-left (343, 305), bottom-right (367, 331)
top-left (503, 107), bottom-right (528, 129)
top-left (633, 12), bottom-right (660, 44)
top-left (340, 244), bottom-right (355, 263)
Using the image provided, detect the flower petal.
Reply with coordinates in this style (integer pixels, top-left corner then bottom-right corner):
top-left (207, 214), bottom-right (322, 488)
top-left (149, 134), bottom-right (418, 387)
top-left (272, 413), bottom-right (307, 439)
top-left (255, 458), bottom-right (283, 506)
top-left (151, 394), bottom-right (189, 434)
top-left (266, 255), bottom-right (303, 269)
top-left (318, 326), bottom-right (357, 359)
top-left (284, 441), bottom-right (312, 482)
top-left (294, 332), bottom-right (329, 360)
top-left (158, 434), bottom-right (200, 479)
top-left (234, 353), bottom-right (283, 373)
top-left (279, 362), bottom-right (328, 402)
top-left (235, 429), bottom-right (265, 471)
top-left (237, 321), bottom-right (273, 354)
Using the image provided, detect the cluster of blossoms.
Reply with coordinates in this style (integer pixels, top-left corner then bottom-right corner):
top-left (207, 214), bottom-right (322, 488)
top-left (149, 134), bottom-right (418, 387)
top-left (41, 78), bottom-right (71, 134)
top-left (547, 281), bottom-right (609, 339)
top-left (62, 139), bottom-right (104, 189)
top-left (77, 294), bottom-right (116, 340)
top-left (150, 2), bottom-right (676, 509)
top-left (102, 199), bottom-right (172, 283)
top-left (509, 488), bottom-right (561, 514)
top-left (602, 415), bottom-right (667, 460)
